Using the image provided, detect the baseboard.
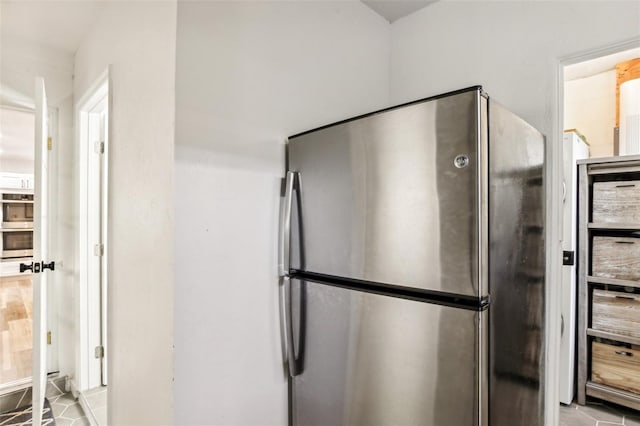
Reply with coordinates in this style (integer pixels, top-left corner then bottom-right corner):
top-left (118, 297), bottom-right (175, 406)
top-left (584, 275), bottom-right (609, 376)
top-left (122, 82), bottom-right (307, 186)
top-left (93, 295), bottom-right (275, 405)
top-left (0, 385), bottom-right (31, 414)
top-left (69, 378), bottom-right (80, 399)
top-left (0, 374), bottom-right (65, 414)
top-left (77, 390), bottom-right (99, 426)
top-left (0, 378), bottom-right (31, 395)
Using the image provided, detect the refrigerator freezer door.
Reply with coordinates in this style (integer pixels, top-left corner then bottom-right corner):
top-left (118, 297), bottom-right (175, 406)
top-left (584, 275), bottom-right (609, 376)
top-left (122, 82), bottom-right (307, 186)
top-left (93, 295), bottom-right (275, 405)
top-left (289, 278), bottom-right (487, 426)
top-left (288, 88), bottom-right (486, 298)
top-left (488, 101), bottom-right (545, 425)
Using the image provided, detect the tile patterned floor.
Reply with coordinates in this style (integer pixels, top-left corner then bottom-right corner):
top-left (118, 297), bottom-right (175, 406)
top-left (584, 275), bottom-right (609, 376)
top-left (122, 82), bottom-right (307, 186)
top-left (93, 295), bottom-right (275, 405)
top-left (0, 398), bottom-right (55, 425)
top-left (0, 377), bottom-right (67, 414)
top-left (0, 377), bottom-right (89, 425)
top-left (0, 386), bottom-right (32, 415)
top-left (560, 401), bottom-right (640, 425)
top-left (46, 381), bottom-right (90, 426)
top-left (82, 386), bottom-right (106, 425)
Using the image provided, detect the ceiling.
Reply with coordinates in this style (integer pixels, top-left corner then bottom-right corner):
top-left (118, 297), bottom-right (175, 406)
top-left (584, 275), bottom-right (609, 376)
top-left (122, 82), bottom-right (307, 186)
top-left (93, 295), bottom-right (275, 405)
top-left (0, 0), bottom-right (437, 55)
top-left (0, 1), bottom-right (105, 54)
top-left (362, 0), bottom-right (436, 23)
top-left (565, 47), bottom-right (640, 81)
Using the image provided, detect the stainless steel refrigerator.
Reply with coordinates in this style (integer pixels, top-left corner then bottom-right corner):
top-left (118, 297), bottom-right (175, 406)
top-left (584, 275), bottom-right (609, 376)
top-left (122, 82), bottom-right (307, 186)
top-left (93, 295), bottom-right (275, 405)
top-left (278, 86), bottom-right (545, 426)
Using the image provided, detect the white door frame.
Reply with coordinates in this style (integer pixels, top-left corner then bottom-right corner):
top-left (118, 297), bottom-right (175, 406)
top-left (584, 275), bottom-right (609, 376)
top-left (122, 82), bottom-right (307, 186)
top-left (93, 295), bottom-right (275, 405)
top-left (547, 36), bottom-right (640, 426)
top-left (75, 67), bottom-right (110, 392)
top-left (32, 76), bottom-right (49, 426)
top-left (46, 105), bottom-right (60, 376)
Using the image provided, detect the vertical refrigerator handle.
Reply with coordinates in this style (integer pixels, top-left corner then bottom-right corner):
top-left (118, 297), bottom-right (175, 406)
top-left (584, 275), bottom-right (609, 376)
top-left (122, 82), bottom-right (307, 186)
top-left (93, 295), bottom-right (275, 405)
top-left (278, 171), bottom-right (295, 278)
top-left (281, 276), bottom-right (301, 377)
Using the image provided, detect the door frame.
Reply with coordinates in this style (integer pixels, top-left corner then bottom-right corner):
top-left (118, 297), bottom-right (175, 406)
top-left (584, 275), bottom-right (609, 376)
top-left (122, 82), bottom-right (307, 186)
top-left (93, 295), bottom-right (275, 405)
top-left (548, 36), bottom-right (640, 425)
top-left (32, 76), bottom-right (50, 426)
top-left (46, 105), bottom-right (59, 377)
top-left (74, 67), bottom-right (110, 392)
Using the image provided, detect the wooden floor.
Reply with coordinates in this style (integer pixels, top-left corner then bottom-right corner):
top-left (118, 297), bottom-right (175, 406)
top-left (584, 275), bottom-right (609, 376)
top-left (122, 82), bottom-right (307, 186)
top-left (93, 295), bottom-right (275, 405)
top-left (0, 276), bottom-right (32, 385)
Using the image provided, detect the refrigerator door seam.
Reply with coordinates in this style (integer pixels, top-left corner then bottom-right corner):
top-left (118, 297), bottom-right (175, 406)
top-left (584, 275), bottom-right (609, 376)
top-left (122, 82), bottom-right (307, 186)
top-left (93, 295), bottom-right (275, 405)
top-left (291, 270), bottom-right (490, 311)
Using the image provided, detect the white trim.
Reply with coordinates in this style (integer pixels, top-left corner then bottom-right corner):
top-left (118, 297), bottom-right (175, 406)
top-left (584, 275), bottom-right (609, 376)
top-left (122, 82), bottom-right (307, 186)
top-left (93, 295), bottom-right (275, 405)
top-left (47, 105), bottom-right (59, 376)
top-left (75, 68), bottom-right (110, 114)
top-left (559, 37), bottom-right (640, 69)
top-left (69, 377), bottom-right (80, 399)
top-left (77, 390), bottom-right (99, 426)
top-left (546, 37), bottom-right (640, 425)
top-left (545, 57), bottom-right (562, 426)
top-left (0, 377), bottom-right (32, 395)
top-left (75, 66), bottom-right (111, 393)
top-left (0, 104), bottom-right (36, 114)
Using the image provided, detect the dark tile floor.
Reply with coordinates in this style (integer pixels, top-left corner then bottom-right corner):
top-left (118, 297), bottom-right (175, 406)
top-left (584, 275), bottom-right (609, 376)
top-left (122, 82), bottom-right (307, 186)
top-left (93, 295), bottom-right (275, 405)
top-left (0, 377), bottom-right (89, 426)
top-left (46, 381), bottom-right (90, 426)
top-left (560, 401), bottom-right (640, 426)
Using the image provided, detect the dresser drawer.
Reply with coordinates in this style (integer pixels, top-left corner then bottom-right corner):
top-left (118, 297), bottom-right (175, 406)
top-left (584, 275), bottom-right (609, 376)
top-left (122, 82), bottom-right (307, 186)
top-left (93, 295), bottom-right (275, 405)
top-left (592, 289), bottom-right (640, 338)
top-left (593, 180), bottom-right (640, 224)
top-left (592, 341), bottom-right (640, 394)
top-left (592, 236), bottom-right (640, 281)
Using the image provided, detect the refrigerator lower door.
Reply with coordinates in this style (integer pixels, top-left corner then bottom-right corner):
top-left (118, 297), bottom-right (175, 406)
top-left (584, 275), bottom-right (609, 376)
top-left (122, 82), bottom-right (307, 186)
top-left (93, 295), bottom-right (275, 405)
top-left (289, 278), bottom-right (487, 426)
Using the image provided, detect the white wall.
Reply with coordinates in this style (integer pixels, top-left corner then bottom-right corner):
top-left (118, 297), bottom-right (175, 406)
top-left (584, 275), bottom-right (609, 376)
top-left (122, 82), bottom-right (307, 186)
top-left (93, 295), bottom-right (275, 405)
top-left (391, 1), bottom-right (639, 139)
top-left (564, 70), bottom-right (616, 158)
top-left (73, 2), bottom-right (176, 424)
top-left (0, 158), bottom-right (32, 174)
top-left (173, 2), bottom-right (389, 424)
top-left (0, 33), bottom-right (76, 380)
top-left (0, 107), bottom-right (34, 173)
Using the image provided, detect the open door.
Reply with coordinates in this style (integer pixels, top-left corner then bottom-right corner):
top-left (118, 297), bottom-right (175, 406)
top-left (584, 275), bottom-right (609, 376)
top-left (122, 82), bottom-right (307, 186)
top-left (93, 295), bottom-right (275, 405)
top-left (31, 77), bottom-right (51, 426)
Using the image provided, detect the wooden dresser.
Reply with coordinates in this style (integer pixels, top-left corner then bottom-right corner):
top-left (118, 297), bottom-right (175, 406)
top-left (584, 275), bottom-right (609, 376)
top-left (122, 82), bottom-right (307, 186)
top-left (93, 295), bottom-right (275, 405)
top-left (577, 155), bottom-right (640, 410)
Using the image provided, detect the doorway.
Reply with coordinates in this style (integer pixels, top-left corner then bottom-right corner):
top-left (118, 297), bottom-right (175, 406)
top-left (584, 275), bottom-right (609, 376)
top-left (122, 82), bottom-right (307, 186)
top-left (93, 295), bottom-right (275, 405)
top-left (76, 70), bottom-right (110, 425)
top-left (0, 104), bottom-right (60, 395)
top-left (0, 76), bottom-right (111, 424)
top-left (556, 40), bottom-right (640, 423)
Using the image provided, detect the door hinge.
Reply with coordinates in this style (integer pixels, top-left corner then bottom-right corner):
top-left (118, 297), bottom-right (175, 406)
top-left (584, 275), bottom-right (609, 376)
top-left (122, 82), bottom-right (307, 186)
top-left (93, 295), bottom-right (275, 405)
top-left (47, 331), bottom-right (52, 345)
top-left (94, 141), bottom-right (105, 154)
top-left (95, 345), bottom-right (104, 359)
top-left (47, 137), bottom-right (53, 151)
top-left (94, 243), bottom-right (104, 257)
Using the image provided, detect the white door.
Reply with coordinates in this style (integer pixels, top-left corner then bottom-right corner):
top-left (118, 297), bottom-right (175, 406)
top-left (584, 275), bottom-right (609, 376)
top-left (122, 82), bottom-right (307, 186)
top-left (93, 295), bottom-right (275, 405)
top-left (32, 77), bottom-right (50, 426)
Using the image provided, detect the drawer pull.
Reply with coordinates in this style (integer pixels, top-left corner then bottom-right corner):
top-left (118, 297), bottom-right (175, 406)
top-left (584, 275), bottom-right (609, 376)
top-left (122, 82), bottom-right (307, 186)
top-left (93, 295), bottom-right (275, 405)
top-left (615, 184), bottom-right (636, 188)
top-left (615, 241), bottom-right (635, 244)
top-left (614, 350), bottom-right (633, 357)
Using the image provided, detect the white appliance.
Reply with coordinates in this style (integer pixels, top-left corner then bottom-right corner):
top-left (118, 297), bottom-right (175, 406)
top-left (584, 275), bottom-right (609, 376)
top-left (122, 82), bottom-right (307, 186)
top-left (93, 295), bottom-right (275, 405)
top-left (619, 78), bottom-right (640, 155)
top-left (559, 130), bottom-right (589, 405)
top-left (0, 179), bottom-right (35, 277)
top-left (1, 192), bottom-right (34, 229)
